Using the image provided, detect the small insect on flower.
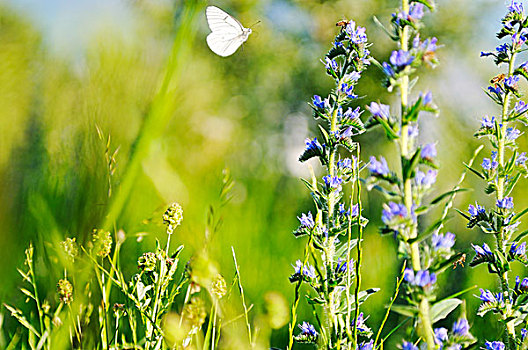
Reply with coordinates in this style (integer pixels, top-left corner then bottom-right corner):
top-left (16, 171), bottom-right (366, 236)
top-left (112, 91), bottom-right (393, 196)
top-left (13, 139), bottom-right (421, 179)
top-left (490, 73), bottom-right (506, 86)
top-left (452, 253), bottom-right (466, 269)
top-left (336, 20), bottom-right (349, 27)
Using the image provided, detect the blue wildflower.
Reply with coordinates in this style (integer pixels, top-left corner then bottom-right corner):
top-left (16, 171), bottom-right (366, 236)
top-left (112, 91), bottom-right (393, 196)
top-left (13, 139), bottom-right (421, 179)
top-left (510, 241), bottom-right (526, 256)
top-left (514, 100), bottom-right (528, 115)
top-left (408, 124), bottom-right (419, 138)
top-left (293, 260), bottom-right (316, 279)
top-left (432, 232), bottom-right (455, 251)
top-left (506, 127), bottom-right (521, 141)
top-left (496, 196), bottom-right (514, 210)
top-left (452, 318), bottom-right (469, 336)
top-left (351, 204), bottom-right (359, 217)
top-left (504, 75), bottom-right (520, 89)
top-left (356, 312), bottom-right (369, 333)
top-left (488, 85), bottom-right (503, 95)
top-left (312, 95), bottom-right (325, 109)
top-left (496, 43), bottom-right (508, 54)
top-left (481, 116), bottom-right (495, 128)
top-left (404, 268), bottom-right (436, 287)
top-left (472, 243), bottom-right (493, 257)
top-left (409, 3), bottom-right (425, 20)
top-left (482, 157), bottom-right (498, 170)
top-left (415, 169), bottom-right (437, 187)
top-left (479, 289), bottom-right (503, 304)
top-left (337, 158), bottom-right (353, 169)
top-left (382, 62), bottom-right (395, 77)
top-left (339, 127), bottom-right (353, 139)
top-left (508, 0), bottom-right (524, 13)
top-left (382, 202), bottom-right (408, 224)
top-left (323, 175), bottom-right (343, 192)
top-left (304, 137), bottom-right (324, 154)
top-left (298, 212), bottom-right (315, 229)
top-left (421, 143), bottom-right (437, 160)
top-left (420, 37), bottom-right (438, 53)
top-left (521, 328), bottom-right (527, 341)
top-left (402, 341), bottom-right (418, 350)
top-left (390, 50), bottom-right (414, 68)
top-left (422, 91), bottom-right (433, 106)
top-left (516, 152), bottom-right (527, 165)
top-left (367, 102), bottom-right (391, 120)
top-left (345, 21), bottom-right (367, 44)
top-left (485, 341), bottom-right (505, 350)
top-left (468, 202), bottom-right (485, 217)
top-left (325, 57), bottom-right (338, 72)
top-left (344, 71), bottom-right (361, 82)
top-left (356, 340), bottom-right (373, 350)
top-left (434, 327), bottom-right (448, 345)
top-left (481, 51), bottom-right (494, 57)
top-left (340, 83), bottom-right (357, 99)
top-left (521, 60), bottom-right (528, 71)
top-left (368, 156), bottom-right (389, 176)
top-left (298, 321), bottom-right (317, 336)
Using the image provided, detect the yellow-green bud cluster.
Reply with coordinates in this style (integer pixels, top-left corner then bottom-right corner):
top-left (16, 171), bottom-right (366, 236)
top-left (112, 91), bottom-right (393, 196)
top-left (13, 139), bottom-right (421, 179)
top-left (57, 278), bottom-right (74, 304)
top-left (163, 203), bottom-right (183, 235)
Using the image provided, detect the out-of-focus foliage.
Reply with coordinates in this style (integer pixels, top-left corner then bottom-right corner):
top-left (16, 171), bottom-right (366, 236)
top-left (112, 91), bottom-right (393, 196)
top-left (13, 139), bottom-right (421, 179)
top-left (0, 0), bottom-right (523, 348)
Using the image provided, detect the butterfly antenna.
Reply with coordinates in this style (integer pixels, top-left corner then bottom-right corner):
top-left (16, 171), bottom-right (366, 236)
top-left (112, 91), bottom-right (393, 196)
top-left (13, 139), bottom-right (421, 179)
top-left (250, 20), bottom-right (261, 28)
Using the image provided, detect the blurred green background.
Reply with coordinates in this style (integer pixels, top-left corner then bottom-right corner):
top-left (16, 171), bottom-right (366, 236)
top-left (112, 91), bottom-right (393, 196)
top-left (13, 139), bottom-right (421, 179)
top-left (0, 0), bottom-right (525, 347)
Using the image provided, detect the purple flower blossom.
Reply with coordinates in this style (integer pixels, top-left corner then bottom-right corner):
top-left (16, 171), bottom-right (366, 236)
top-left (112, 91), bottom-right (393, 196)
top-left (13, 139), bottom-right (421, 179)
top-left (345, 21), bottom-right (367, 44)
top-left (488, 85), bottom-right (503, 95)
top-left (481, 116), bottom-right (495, 128)
top-left (298, 212), bottom-right (315, 229)
top-left (496, 43), bottom-right (508, 54)
top-left (506, 127), bottom-right (521, 141)
top-left (510, 241), bottom-right (526, 256)
top-left (434, 327), bottom-right (448, 345)
top-left (357, 340), bottom-right (374, 350)
top-left (472, 243), bottom-right (493, 257)
top-left (421, 143), bottom-right (437, 160)
top-left (482, 157), bottom-right (498, 170)
top-left (342, 106), bottom-right (361, 122)
top-left (298, 321), bottom-right (317, 337)
top-left (382, 62), bottom-right (395, 77)
top-left (496, 196), bottom-right (514, 210)
top-left (522, 328), bottom-right (527, 341)
top-left (422, 91), bottom-right (433, 105)
top-left (468, 202), bottom-right (485, 217)
top-left (293, 260), bottom-right (316, 279)
top-left (508, 0), bottom-right (524, 13)
top-left (340, 83), bottom-right (358, 99)
top-left (323, 175), bottom-right (343, 192)
top-left (304, 137), bottom-right (324, 154)
top-left (415, 170), bottom-right (437, 187)
top-left (325, 57), bottom-right (338, 72)
top-left (420, 37), bottom-right (438, 53)
top-left (351, 204), bottom-right (359, 217)
top-left (368, 156), bottom-right (389, 176)
top-left (390, 50), bottom-right (414, 68)
top-left (312, 95), bottom-right (325, 109)
top-left (337, 158), bottom-right (353, 169)
top-left (452, 318), bottom-right (469, 336)
top-left (481, 51), bottom-right (493, 57)
top-left (356, 312), bottom-right (368, 333)
top-left (339, 126), bottom-right (354, 139)
top-left (514, 100), bottom-right (528, 115)
top-left (402, 341), bottom-right (418, 350)
top-left (408, 124), bottom-right (419, 138)
top-left (404, 268), bottom-right (436, 287)
top-left (432, 232), bottom-right (455, 251)
top-left (409, 3), bottom-right (425, 20)
top-left (479, 289), bottom-right (503, 304)
top-left (504, 75), bottom-right (520, 89)
top-left (382, 202), bottom-right (408, 224)
top-left (516, 152), bottom-right (527, 165)
top-left (485, 341), bottom-right (505, 350)
top-left (367, 102), bottom-right (391, 120)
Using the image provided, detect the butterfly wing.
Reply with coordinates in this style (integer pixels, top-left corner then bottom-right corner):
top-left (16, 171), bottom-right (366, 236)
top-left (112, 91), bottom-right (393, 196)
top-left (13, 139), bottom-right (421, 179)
top-left (206, 6), bottom-right (244, 36)
top-left (206, 31), bottom-right (246, 57)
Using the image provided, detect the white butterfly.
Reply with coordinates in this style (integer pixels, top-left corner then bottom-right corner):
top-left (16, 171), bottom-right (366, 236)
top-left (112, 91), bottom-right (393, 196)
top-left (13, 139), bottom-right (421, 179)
top-left (206, 6), bottom-right (252, 57)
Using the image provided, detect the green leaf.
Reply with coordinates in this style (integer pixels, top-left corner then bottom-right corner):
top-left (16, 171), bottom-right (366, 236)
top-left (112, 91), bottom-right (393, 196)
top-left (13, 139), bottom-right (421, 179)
top-left (512, 207), bottom-right (528, 222)
top-left (454, 208), bottom-right (471, 221)
top-left (514, 229), bottom-right (528, 242)
top-left (377, 116), bottom-right (399, 140)
top-left (431, 298), bottom-right (462, 323)
top-left (390, 304), bottom-right (417, 318)
top-left (402, 97), bottom-right (423, 124)
top-left (464, 163), bottom-right (485, 180)
top-left (372, 16), bottom-right (398, 41)
top-left (430, 188), bottom-right (470, 206)
top-left (407, 217), bottom-right (451, 244)
top-left (403, 148), bottom-right (422, 181)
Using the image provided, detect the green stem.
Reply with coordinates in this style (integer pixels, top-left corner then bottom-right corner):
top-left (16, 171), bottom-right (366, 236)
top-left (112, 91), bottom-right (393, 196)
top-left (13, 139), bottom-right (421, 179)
top-left (398, 0), bottom-right (434, 348)
top-left (497, 51), bottom-right (518, 348)
top-left (352, 146), bottom-right (363, 348)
